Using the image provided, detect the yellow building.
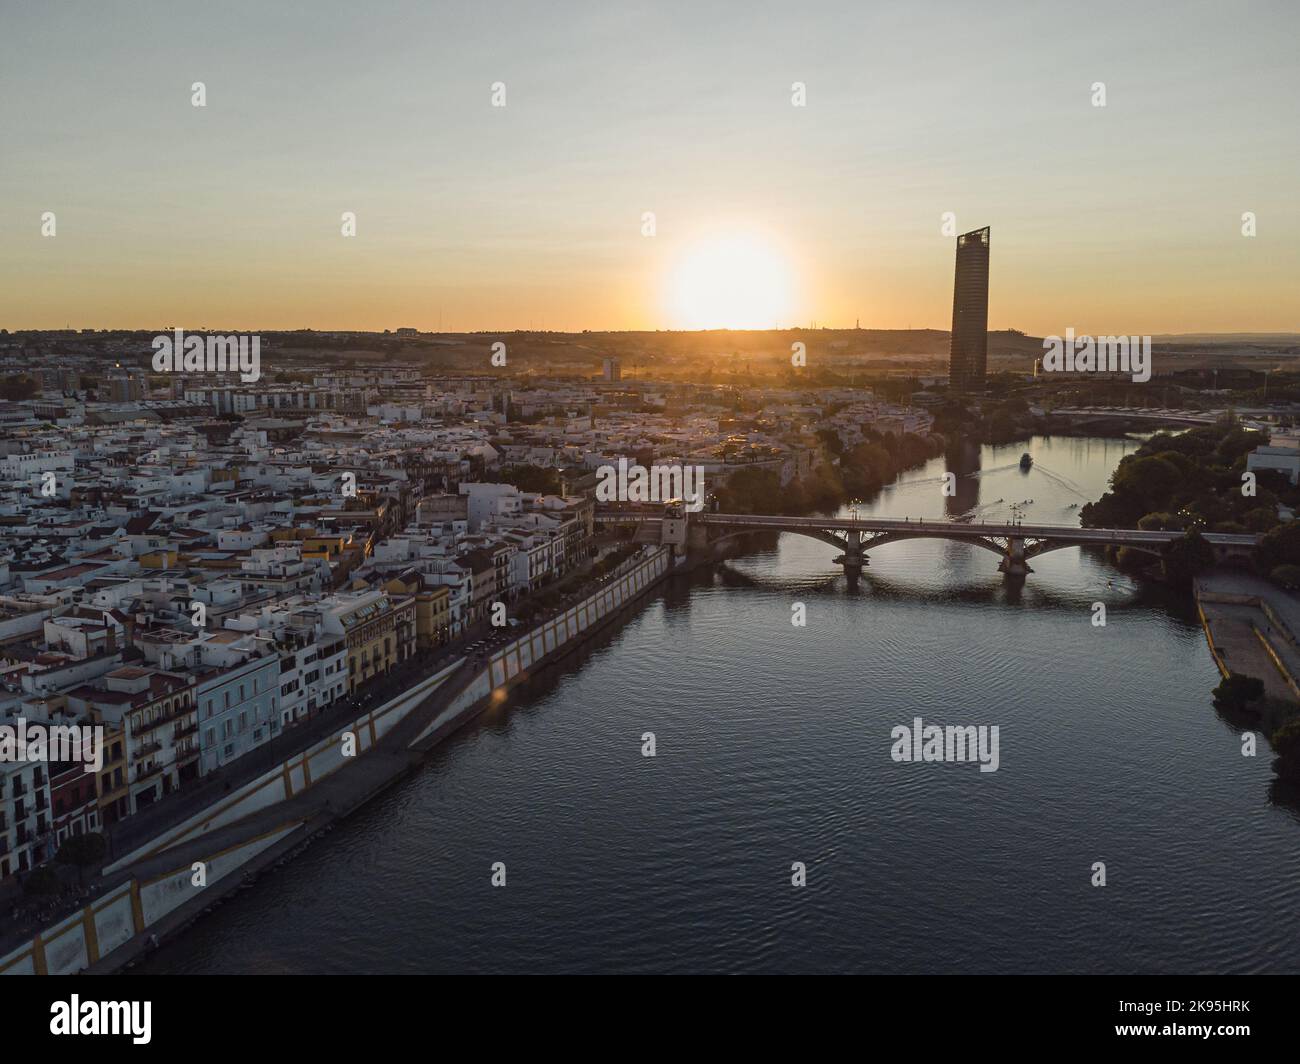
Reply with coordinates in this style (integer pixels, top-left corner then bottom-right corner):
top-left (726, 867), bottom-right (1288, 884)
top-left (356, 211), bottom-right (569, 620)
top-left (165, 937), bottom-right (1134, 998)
top-left (385, 576), bottom-right (450, 650)
top-left (319, 590), bottom-right (416, 693)
top-left (139, 547), bottom-right (179, 569)
top-left (270, 527), bottom-right (350, 562)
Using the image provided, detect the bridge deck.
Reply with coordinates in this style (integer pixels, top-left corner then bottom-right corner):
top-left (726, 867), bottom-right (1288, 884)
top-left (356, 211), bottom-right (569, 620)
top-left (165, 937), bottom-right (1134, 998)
top-left (597, 511), bottom-right (1260, 548)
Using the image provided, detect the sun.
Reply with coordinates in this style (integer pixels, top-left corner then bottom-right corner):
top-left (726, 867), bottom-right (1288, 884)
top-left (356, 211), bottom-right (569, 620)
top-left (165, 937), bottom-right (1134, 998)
top-left (664, 231), bottom-right (796, 330)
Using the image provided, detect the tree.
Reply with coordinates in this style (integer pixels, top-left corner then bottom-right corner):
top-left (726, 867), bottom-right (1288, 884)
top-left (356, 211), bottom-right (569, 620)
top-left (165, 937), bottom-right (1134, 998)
top-left (56, 831), bottom-right (107, 886)
top-left (985, 408), bottom-right (1021, 443)
top-left (841, 442), bottom-right (894, 496)
top-left (498, 464), bottom-right (561, 494)
top-left (1242, 506), bottom-right (1281, 533)
top-left (1213, 673), bottom-right (1264, 712)
top-left (1082, 421), bottom-right (1271, 534)
top-left (1162, 529), bottom-right (1215, 586)
top-left (815, 428), bottom-right (843, 457)
top-left (22, 865), bottom-right (62, 897)
top-left (1257, 520), bottom-right (1300, 574)
top-left (716, 467), bottom-right (782, 514)
top-left (1111, 455), bottom-right (1183, 513)
top-left (1271, 717), bottom-right (1300, 781)
top-left (0, 375), bottom-right (37, 401)
top-left (1137, 511), bottom-right (1176, 532)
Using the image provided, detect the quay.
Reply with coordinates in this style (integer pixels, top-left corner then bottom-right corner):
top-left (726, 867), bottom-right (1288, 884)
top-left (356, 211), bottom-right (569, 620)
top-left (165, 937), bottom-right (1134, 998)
top-left (0, 547), bottom-right (675, 975)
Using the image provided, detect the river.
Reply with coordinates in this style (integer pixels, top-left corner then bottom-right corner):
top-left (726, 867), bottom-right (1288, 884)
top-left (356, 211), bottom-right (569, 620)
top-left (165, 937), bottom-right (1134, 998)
top-left (140, 435), bottom-right (1300, 973)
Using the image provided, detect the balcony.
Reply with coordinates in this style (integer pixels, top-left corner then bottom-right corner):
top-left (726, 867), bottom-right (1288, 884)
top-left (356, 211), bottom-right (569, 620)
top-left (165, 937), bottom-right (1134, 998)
top-left (139, 707), bottom-right (192, 734)
top-left (134, 762), bottom-right (165, 783)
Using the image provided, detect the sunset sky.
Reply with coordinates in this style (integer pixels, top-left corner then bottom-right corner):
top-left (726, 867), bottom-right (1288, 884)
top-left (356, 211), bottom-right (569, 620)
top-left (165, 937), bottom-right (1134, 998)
top-left (2, 0), bottom-right (1297, 335)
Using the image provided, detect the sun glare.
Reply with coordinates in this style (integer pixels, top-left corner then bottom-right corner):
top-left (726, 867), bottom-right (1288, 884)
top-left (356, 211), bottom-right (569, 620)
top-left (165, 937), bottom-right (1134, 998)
top-left (664, 232), bottom-right (796, 330)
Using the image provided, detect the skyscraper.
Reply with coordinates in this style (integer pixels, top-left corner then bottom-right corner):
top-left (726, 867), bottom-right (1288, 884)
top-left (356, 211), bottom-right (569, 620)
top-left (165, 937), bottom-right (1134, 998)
top-left (948, 226), bottom-right (990, 392)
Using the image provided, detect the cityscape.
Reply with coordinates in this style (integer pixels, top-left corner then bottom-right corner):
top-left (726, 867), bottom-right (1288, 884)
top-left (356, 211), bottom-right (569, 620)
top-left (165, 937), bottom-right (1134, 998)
top-left (1, 0), bottom-right (1299, 1039)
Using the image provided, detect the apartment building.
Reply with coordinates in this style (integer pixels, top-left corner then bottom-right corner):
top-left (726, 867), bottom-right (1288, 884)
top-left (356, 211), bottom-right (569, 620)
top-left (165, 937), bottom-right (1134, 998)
top-left (66, 667), bottom-right (198, 821)
top-left (194, 652), bottom-right (281, 775)
top-left (318, 589), bottom-right (416, 694)
top-left (272, 623), bottom-right (348, 725)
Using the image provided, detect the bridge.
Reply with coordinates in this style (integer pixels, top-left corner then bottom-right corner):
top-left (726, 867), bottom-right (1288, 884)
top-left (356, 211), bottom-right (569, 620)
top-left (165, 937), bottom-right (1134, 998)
top-left (596, 509), bottom-right (1260, 585)
top-left (1048, 407), bottom-right (1273, 432)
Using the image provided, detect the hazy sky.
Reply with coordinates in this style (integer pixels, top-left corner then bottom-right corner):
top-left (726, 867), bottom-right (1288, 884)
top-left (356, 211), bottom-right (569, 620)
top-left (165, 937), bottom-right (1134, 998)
top-left (2, 0), bottom-right (1297, 334)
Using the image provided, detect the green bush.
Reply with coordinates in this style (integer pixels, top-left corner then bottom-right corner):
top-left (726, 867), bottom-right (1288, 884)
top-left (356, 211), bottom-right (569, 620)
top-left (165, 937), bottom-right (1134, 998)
top-left (1162, 529), bottom-right (1215, 586)
top-left (1213, 672), bottom-right (1265, 711)
top-left (1271, 718), bottom-right (1300, 781)
top-left (1257, 521), bottom-right (1300, 574)
top-left (55, 832), bottom-right (107, 884)
top-left (22, 865), bottom-right (62, 897)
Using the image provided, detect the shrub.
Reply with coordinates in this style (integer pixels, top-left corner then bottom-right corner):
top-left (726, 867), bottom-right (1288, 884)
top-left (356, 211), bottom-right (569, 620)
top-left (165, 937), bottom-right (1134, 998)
top-left (22, 866), bottom-right (62, 897)
top-left (1271, 718), bottom-right (1300, 781)
top-left (1213, 672), bottom-right (1265, 711)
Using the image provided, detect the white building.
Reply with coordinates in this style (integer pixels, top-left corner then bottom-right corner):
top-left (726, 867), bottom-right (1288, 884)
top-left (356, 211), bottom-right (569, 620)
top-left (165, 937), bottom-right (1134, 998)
top-left (1247, 436), bottom-right (1300, 485)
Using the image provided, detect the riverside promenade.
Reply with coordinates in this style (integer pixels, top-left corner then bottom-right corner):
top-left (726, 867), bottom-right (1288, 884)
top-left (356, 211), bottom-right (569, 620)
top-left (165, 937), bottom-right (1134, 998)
top-left (1195, 571), bottom-right (1300, 703)
top-left (1, 546), bottom-right (674, 975)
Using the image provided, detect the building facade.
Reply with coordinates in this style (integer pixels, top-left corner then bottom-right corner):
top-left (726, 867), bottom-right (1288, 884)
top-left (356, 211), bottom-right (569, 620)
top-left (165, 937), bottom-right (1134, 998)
top-left (195, 654), bottom-right (281, 774)
top-left (948, 226), bottom-right (990, 392)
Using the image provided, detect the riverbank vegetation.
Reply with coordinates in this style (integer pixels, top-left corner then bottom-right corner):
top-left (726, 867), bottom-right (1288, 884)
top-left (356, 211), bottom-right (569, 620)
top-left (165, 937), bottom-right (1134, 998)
top-left (1271, 717), bottom-right (1300, 783)
top-left (1078, 417), bottom-right (1300, 584)
top-left (1081, 419), bottom-right (1274, 531)
top-left (715, 430), bottom-right (943, 515)
top-left (931, 395), bottom-right (1035, 445)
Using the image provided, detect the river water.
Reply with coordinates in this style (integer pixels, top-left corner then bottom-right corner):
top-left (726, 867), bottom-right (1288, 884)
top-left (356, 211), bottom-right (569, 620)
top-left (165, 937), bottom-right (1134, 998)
top-left (141, 435), bottom-right (1300, 974)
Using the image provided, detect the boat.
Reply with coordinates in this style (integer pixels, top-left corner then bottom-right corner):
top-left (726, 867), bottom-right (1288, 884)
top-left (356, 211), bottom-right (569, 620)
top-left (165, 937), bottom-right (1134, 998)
top-left (1019, 452), bottom-right (1033, 469)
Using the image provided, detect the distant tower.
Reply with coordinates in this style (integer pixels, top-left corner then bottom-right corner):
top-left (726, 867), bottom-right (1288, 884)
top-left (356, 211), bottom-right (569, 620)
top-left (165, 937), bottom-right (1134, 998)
top-left (602, 357), bottom-right (621, 382)
top-left (948, 226), bottom-right (990, 392)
